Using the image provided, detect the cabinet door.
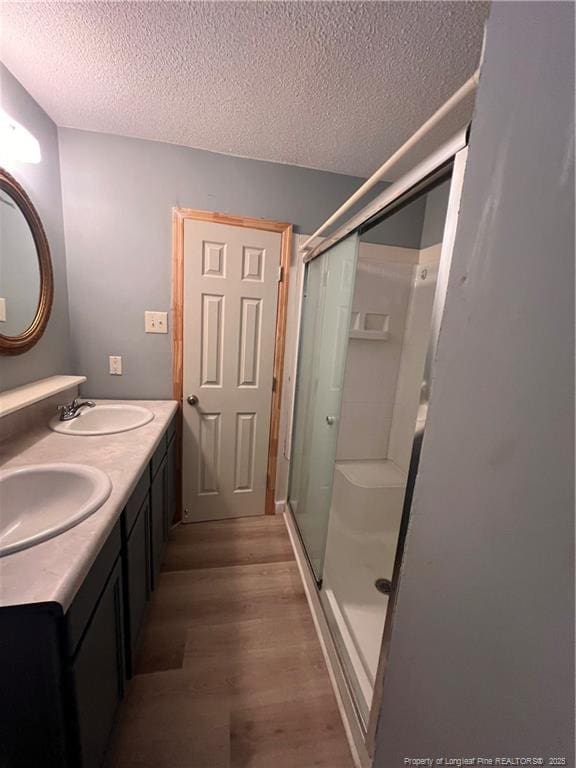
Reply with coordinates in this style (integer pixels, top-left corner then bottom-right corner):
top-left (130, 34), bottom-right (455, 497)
top-left (0, 606), bottom-right (68, 768)
top-left (72, 558), bottom-right (125, 768)
top-left (150, 455), bottom-right (167, 589)
top-left (164, 437), bottom-right (176, 540)
top-left (125, 496), bottom-right (151, 675)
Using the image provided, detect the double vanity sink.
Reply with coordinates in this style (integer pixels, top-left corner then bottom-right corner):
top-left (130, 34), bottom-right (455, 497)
top-left (49, 402), bottom-right (154, 436)
top-left (0, 463), bottom-right (112, 557)
top-left (0, 394), bottom-right (178, 768)
top-left (0, 402), bottom-right (154, 557)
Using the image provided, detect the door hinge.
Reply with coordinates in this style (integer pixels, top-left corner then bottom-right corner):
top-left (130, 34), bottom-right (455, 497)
top-left (278, 265), bottom-right (284, 283)
top-left (272, 375), bottom-right (277, 392)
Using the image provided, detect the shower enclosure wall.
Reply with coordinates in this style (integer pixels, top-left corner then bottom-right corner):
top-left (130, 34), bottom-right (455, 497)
top-left (287, 154), bottom-right (462, 743)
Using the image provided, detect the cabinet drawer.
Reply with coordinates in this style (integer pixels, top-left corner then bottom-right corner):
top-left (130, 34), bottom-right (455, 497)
top-left (66, 521), bottom-right (122, 657)
top-left (124, 469), bottom-right (150, 535)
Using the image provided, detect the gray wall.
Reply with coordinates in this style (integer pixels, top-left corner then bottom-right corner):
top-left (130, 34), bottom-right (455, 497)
top-left (58, 128), bottom-right (424, 399)
top-left (420, 177), bottom-right (451, 248)
top-left (363, 192), bottom-right (427, 248)
top-left (375, 2), bottom-right (574, 764)
top-left (363, 174), bottom-right (450, 250)
top-left (0, 64), bottom-right (72, 391)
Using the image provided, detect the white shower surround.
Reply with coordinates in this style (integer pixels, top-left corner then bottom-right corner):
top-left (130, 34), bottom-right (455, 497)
top-left (322, 242), bottom-right (442, 720)
top-left (322, 459), bottom-right (406, 721)
top-left (336, 242), bottom-right (418, 462)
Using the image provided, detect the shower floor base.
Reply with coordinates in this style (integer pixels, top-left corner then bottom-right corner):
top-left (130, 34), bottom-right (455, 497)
top-left (322, 585), bottom-right (388, 722)
top-left (320, 459), bottom-right (405, 723)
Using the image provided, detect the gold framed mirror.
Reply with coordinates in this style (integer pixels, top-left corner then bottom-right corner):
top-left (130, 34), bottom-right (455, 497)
top-left (0, 168), bottom-right (54, 355)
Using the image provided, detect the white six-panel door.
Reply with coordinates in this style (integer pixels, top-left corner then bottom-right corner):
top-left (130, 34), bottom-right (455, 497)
top-left (182, 220), bottom-right (281, 521)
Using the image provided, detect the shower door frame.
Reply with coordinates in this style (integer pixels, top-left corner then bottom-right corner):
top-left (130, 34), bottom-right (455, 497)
top-left (284, 137), bottom-right (471, 766)
top-left (364, 144), bottom-right (470, 757)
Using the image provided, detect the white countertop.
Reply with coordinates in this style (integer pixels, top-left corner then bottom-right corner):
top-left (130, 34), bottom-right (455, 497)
top-left (0, 398), bottom-right (178, 611)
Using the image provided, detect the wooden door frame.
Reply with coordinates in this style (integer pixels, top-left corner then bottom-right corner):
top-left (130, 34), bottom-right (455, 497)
top-left (172, 208), bottom-right (293, 519)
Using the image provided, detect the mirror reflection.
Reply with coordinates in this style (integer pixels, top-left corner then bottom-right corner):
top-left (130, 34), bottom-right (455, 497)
top-left (0, 186), bottom-right (41, 337)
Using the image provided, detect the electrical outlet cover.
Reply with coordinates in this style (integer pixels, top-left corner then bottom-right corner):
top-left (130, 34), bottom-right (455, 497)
top-left (109, 355), bottom-right (122, 375)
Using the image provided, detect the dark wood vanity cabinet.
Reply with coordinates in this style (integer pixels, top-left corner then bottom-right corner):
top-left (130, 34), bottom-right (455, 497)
top-left (150, 451), bottom-right (167, 589)
top-left (124, 492), bottom-right (151, 675)
top-left (150, 419), bottom-right (177, 590)
top-left (70, 558), bottom-right (125, 768)
top-left (0, 416), bottom-right (178, 768)
top-left (64, 519), bottom-right (125, 768)
top-left (165, 437), bottom-right (177, 539)
top-left (0, 604), bottom-right (69, 768)
top-left (124, 417), bottom-right (176, 671)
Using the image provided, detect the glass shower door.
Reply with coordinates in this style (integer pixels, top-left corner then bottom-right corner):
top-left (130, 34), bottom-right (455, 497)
top-left (288, 234), bottom-right (359, 580)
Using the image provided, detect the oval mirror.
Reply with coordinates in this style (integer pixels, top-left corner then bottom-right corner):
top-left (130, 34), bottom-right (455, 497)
top-left (0, 169), bottom-right (53, 355)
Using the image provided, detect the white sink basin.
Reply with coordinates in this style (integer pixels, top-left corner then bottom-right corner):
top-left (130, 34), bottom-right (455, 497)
top-left (50, 403), bottom-right (154, 436)
top-left (0, 463), bottom-right (112, 557)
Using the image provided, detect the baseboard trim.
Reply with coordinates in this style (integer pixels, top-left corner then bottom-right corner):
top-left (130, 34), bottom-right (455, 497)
top-left (274, 499), bottom-right (286, 515)
top-left (282, 502), bottom-right (371, 768)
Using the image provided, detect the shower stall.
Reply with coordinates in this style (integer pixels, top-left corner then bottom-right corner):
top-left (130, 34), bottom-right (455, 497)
top-left (286, 137), bottom-right (469, 751)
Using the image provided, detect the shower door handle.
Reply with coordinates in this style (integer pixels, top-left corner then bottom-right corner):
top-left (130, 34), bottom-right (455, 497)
top-left (326, 416), bottom-right (336, 426)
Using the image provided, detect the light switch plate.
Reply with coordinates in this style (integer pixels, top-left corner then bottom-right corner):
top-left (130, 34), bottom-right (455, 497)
top-left (0, 298), bottom-right (6, 322)
top-left (109, 355), bottom-right (122, 375)
top-left (145, 311), bottom-right (168, 334)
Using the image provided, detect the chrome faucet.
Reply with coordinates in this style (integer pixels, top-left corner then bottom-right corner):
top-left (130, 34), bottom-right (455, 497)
top-left (57, 398), bottom-right (96, 421)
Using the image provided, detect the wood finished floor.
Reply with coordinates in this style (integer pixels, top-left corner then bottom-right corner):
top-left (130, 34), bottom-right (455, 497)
top-left (108, 515), bottom-right (354, 768)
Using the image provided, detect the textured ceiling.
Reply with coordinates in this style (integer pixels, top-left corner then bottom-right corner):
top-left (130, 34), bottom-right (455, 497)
top-left (0, 1), bottom-right (489, 178)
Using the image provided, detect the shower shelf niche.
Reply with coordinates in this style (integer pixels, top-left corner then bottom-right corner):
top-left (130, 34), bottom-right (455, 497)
top-left (349, 311), bottom-right (390, 341)
top-left (349, 329), bottom-right (390, 341)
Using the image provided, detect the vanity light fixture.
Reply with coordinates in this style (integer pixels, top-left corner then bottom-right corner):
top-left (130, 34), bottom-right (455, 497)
top-left (0, 110), bottom-right (41, 164)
